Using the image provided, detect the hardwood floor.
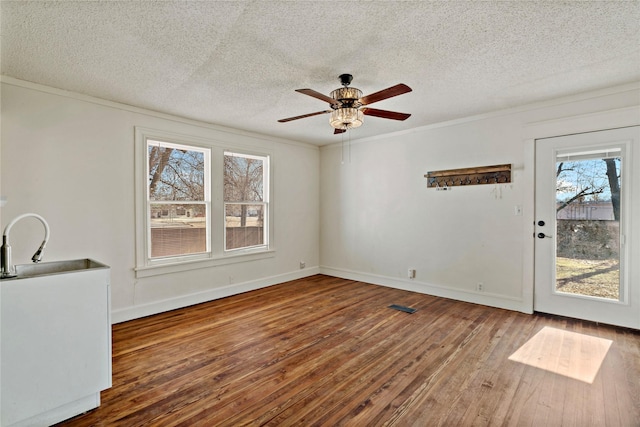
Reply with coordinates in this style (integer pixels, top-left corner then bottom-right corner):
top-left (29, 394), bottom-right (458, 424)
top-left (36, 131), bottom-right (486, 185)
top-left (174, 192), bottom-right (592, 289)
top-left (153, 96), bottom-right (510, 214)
top-left (58, 275), bottom-right (640, 426)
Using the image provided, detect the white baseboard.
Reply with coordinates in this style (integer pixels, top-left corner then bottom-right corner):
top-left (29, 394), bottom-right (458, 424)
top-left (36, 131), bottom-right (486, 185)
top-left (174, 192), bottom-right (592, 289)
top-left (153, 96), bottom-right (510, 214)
top-left (319, 266), bottom-right (531, 314)
top-left (6, 392), bottom-right (100, 427)
top-left (112, 265), bottom-right (532, 324)
top-left (111, 267), bottom-right (320, 323)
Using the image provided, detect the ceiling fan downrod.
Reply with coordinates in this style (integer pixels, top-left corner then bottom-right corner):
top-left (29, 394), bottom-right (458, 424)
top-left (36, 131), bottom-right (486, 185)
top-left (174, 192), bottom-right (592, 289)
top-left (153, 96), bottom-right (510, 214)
top-left (338, 73), bottom-right (353, 87)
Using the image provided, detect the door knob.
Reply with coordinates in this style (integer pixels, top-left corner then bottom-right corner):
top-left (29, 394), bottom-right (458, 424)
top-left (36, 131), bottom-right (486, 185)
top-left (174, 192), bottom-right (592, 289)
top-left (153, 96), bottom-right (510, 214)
top-left (537, 233), bottom-right (552, 239)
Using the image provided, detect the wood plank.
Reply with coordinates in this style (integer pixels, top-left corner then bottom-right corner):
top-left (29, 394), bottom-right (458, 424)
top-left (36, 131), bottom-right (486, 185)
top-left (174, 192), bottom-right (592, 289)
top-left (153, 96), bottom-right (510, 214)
top-left (425, 164), bottom-right (511, 178)
top-left (55, 275), bottom-right (640, 426)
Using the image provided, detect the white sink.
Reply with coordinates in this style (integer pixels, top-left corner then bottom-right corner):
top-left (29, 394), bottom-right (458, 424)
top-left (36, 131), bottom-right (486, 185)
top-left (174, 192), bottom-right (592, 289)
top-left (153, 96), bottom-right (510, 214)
top-left (9, 258), bottom-right (108, 279)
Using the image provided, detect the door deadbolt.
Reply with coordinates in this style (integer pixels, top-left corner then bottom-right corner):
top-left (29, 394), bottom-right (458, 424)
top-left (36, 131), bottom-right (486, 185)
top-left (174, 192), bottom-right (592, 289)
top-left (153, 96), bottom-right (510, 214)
top-left (537, 220), bottom-right (545, 226)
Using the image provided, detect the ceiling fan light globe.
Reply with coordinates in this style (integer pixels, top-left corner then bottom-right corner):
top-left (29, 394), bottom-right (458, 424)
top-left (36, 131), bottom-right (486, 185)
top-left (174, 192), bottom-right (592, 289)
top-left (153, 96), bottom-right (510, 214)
top-left (330, 108), bottom-right (363, 129)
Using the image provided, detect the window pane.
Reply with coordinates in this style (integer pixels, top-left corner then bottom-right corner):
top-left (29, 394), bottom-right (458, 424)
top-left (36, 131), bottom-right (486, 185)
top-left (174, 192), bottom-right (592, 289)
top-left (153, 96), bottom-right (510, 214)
top-left (555, 154), bottom-right (621, 300)
top-left (224, 153), bottom-right (263, 202)
top-left (225, 204), bottom-right (264, 250)
top-left (223, 152), bottom-right (268, 252)
top-left (149, 143), bottom-right (205, 201)
top-left (150, 204), bottom-right (207, 258)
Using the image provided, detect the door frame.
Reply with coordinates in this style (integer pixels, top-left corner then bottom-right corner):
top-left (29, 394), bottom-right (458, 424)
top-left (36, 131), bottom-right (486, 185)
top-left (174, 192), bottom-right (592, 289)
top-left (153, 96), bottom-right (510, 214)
top-left (521, 105), bottom-right (640, 318)
top-left (533, 128), bottom-right (637, 327)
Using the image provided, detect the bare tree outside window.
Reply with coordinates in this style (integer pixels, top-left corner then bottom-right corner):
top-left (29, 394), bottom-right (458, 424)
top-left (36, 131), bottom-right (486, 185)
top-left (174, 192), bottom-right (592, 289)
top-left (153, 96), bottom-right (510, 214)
top-left (148, 141), bottom-right (209, 258)
top-left (149, 145), bottom-right (205, 202)
top-left (555, 152), bottom-right (621, 299)
top-left (224, 152), bottom-right (268, 250)
top-left (556, 158), bottom-right (620, 219)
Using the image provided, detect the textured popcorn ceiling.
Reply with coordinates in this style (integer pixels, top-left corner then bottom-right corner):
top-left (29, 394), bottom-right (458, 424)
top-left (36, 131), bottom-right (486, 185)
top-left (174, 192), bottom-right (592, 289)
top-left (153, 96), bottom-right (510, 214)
top-left (2, 1), bottom-right (639, 146)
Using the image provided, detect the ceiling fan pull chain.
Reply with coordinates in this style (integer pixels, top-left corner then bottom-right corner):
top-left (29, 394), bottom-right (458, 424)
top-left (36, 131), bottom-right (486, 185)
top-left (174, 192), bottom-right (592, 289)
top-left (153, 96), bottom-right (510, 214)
top-left (348, 128), bottom-right (352, 163)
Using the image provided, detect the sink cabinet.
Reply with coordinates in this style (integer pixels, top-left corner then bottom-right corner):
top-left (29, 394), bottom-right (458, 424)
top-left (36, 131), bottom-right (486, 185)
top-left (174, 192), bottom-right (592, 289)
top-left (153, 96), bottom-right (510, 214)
top-left (1, 259), bottom-right (111, 427)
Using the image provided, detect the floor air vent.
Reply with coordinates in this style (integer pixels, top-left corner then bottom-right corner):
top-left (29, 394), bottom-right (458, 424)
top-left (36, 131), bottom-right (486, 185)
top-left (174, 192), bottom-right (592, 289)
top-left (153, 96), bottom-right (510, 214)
top-left (388, 304), bottom-right (416, 314)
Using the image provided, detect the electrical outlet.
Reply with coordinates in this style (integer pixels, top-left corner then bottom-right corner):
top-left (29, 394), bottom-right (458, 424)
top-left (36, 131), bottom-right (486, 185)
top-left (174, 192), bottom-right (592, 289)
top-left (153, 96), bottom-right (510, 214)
top-left (299, 261), bottom-right (306, 269)
top-left (408, 269), bottom-right (416, 279)
top-left (476, 282), bottom-right (484, 292)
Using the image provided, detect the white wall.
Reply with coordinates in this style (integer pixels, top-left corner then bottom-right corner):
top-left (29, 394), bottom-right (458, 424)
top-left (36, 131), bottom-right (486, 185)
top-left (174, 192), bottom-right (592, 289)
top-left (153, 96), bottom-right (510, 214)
top-left (0, 79), bottom-right (320, 322)
top-left (319, 84), bottom-right (640, 313)
top-left (2, 78), bottom-right (638, 324)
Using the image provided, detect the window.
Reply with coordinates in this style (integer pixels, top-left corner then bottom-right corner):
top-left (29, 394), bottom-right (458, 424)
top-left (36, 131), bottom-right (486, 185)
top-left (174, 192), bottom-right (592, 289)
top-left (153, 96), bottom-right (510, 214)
top-left (135, 127), bottom-right (273, 277)
top-left (147, 140), bottom-right (210, 260)
top-left (224, 152), bottom-right (269, 251)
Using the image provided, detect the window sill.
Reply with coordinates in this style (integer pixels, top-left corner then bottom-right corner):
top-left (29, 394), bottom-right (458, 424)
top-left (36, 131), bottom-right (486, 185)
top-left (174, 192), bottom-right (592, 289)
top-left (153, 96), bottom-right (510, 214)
top-left (135, 249), bottom-right (276, 278)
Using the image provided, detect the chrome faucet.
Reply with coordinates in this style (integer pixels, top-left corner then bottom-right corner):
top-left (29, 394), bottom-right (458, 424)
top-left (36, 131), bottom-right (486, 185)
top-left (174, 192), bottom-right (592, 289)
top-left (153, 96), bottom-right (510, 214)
top-left (1, 213), bottom-right (50, 278)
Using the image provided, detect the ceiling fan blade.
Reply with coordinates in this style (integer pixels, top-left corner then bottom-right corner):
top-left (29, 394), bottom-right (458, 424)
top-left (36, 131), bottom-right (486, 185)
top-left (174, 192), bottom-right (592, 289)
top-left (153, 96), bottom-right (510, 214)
top-left (334, 128), bottom-right (346, 134)
top-left (361, 108), bottom-right (411, 121)
top-left (296, 89), bottom-right (341, 106)
top-left (278, 110), bottom-right (332, 123)
top-left (359, 84), bottom-right (412, 106)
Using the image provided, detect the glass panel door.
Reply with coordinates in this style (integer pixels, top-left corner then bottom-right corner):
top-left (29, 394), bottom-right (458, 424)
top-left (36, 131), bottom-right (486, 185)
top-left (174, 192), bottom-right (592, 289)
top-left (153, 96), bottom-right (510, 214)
top-left (534, 126), bottom-right (640, 329)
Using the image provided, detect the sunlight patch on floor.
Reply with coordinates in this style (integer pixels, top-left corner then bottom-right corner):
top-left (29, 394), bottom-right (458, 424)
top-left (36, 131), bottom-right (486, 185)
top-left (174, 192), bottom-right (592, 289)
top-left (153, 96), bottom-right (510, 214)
top-left (508, 326), bottom-right (612, 384)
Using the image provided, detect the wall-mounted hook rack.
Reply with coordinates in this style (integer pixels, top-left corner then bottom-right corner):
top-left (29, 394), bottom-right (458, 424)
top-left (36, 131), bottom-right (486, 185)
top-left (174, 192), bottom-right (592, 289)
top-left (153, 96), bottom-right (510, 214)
top-left (425, 164), bottom-right (511, 188)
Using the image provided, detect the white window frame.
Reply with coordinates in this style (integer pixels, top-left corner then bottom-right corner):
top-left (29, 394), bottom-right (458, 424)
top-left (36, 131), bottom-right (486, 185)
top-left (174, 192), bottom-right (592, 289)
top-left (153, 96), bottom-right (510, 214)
top-left (134, 127), bottom-right (274, 278)
top-left (223, 151), bottom-right (270, 253)
top-left (146, 139), bottom-right (211, 263)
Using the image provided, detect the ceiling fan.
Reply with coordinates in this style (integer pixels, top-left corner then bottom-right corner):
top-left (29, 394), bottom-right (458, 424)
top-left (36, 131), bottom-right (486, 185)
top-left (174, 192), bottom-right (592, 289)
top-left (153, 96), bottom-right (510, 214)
top-left (278, 74), bottom-right (412, 134)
